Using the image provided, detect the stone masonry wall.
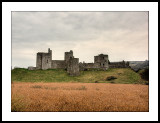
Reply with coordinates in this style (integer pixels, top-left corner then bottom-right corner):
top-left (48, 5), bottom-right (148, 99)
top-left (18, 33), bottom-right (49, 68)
top-left (51, 60), bottom-right (66, 69)
top-left (109, 61), bottom-right (129, 68)
top-left (41, 53), bottom-right (52, 70)
top-left (28, 66), bottom-right (37, 70)
top-left (36, 53), bottom-right (42, 69)
top-left (67, 58), bottom-right (79, 76)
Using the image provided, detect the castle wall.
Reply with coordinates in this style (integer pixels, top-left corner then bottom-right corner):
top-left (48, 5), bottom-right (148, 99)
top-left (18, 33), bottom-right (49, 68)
top-left (79, 63), bottom-right (96, 70)
top-left (36, 53), bottom-right (42, 69)
top-left (67, 58), bottom-right (79, 76)
top-left (94, 63), bottom-right (101, 68)
top-left (109, 61), bottom-right (129, 68)
top-left (28, 66), bottom-right (37, 70)
top-left (85, 63), bottom-right (95, 68)
top-left (51, 60), bottom-right (66, 69)
top-left (79, 62), bottom-right (103, 70)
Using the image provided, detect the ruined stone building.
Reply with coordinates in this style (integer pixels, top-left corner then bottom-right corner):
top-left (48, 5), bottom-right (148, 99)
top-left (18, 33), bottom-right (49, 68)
top-left (79, 54), bottom-right (109, 71)
top-left (28, 49), bottom-right (79, 76)
top-left (28, 48), bottom-right (129, 76)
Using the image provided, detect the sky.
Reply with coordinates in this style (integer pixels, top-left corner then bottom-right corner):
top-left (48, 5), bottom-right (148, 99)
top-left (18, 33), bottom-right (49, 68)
top-left (12, 11), bottom-right (148, 68)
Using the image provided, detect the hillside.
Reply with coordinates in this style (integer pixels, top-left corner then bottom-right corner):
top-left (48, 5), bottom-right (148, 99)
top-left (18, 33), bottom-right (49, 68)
top-left (11, 68), bottom-right (147, 84)
top-left (128, 60), bottom-right (149, 72)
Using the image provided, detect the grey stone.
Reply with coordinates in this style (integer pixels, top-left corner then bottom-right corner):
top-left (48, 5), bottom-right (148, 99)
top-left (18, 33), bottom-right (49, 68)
top-left (67, 57), bottom-right (80, 76)
top-left (28, 66), bottom-right (37, 70)
top-left (109, 60), bottom-right (130, 68)
top-left (36, 48), bottom-right (52, 70)
top-left (30, 48), bottom-right (130, 76)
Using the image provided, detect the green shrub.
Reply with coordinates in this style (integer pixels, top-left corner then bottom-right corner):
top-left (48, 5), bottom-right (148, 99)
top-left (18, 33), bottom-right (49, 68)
top-left (139, 68), bottom-right (149, 81)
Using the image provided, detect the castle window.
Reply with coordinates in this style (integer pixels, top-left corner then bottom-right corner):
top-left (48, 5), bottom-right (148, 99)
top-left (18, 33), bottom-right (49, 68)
top-left (47, 59), bottom-right (48, 63)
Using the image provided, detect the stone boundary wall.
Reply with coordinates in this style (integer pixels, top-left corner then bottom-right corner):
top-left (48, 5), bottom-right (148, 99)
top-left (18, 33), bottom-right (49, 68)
top-left (51, 60), bottom-right (66, 69)
top-left (109, 61), bottom-right (129, 68)
top-left (28, 66), bottom-right (37, 70)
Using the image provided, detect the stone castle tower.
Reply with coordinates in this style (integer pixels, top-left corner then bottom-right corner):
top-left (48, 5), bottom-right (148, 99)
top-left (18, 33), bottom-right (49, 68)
top-left (65, 50), bottom-right (74, 64)
top-left (36, 48), bottom-right (52, 70)
top-left (94, 54), bottom-right (109, 70)
top-left (65, 50), bottom-right (79, 76)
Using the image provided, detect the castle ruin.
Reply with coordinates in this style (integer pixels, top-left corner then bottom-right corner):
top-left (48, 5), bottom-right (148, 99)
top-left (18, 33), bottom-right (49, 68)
top-left (28, 48), bottom-right (129, 76)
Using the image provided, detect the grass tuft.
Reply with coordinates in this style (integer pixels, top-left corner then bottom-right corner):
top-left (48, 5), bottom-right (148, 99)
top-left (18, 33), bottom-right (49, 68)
top-left (76, 86), bottom-right (87, 90)
top-left (31, 85), bottom-right (42, 89)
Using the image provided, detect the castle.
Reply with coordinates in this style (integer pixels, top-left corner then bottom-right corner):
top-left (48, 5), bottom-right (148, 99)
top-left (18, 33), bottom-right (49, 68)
top-left (28, 48), bottom-right (129, 76)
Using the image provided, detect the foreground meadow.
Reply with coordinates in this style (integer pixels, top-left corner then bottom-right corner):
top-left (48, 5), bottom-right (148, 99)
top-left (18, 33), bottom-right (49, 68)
top-left (11, 82), bottom-right (149, 112)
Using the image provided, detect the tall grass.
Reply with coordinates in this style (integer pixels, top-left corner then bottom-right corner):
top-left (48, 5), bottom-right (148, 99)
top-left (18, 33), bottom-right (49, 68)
top-left (11, 82), bottom-right (149, 112)
top-left (11, 95), bottom-right (26, 112)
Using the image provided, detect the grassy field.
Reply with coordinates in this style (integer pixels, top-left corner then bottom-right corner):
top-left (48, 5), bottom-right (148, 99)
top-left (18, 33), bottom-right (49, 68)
top-left (11, 82), bottom-right (149, 112)
top-left (11, 68), bottom-right (149, 112)
top-left (11, 68), bottom-right (147, 84)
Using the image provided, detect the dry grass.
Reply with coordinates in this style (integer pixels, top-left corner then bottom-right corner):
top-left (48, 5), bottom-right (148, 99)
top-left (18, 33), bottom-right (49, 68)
top-left (11, 82), bottom-right (149, 112)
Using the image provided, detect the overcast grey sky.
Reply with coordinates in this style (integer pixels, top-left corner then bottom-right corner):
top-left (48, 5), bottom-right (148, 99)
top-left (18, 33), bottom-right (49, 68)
top-left (12, 11), bottom-right (148, 68)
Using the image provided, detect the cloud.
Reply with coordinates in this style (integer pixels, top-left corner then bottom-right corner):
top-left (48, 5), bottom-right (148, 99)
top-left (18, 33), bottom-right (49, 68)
top-left (12, 11), bottom-right (148, 68)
